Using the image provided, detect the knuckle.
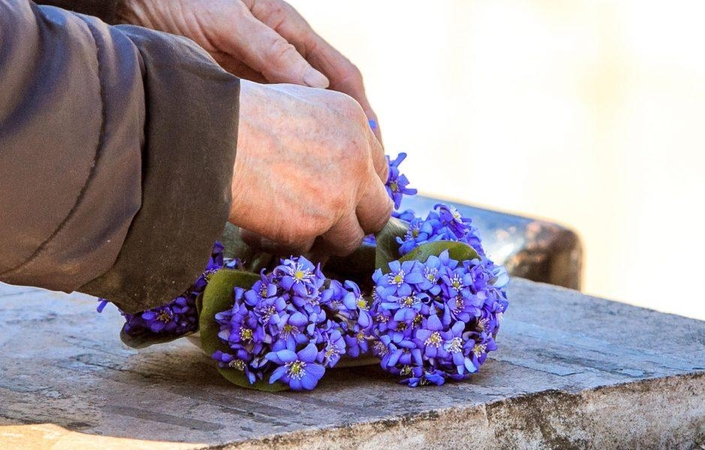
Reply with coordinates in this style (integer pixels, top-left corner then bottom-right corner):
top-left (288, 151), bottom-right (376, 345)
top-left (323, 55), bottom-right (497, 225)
top-left (342, 62), bottom-right (363, 83)
top-left (336, 236), bottom-right (362, 256)
top-left (266, 37), bottom-right (297, 66)
top-left (277, 230), bottom-right (307, 248)
top-left (295, 214), bottom-right (331, 243)
top-left (273, 220), bottom-right (309, 248)
top-left (330, 222), bottom-right (364, 256)
top-left (367, 198), bottom-right (394, 234)
top-left (264, 3), bottom-right (287, 26)
top-left (233, 0), bottom-right (250, 16)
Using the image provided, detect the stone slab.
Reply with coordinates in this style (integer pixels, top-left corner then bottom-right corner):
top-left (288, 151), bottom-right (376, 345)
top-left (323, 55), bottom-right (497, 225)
top-left (0, 279), bottom-right (703, 449)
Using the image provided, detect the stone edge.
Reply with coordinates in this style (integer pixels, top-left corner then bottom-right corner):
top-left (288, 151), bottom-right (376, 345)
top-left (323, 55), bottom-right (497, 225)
top-left (208, 372), bottom-right (705, 449)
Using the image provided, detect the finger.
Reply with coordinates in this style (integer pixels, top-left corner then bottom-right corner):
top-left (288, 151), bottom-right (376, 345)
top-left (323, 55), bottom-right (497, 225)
top-left (211, 51), bottom-right (268, 83)
top-left (314, 211), bottom-right (366, 256)
top-left (220, 7), bottom-right (330, 88)
top-left (239, 228), bottom-right (315, 255)
top-left (368, 112), bottom-right (383, 144)
top-left (243, 1), bottom-right (384, 142)
top-left (367, 125), bottom-right (389, 183)
top-left (355, 175), bottom-right (394, 235)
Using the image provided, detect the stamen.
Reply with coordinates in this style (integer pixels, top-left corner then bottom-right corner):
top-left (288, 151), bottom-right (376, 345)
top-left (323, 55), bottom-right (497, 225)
top-left (286, 360), bottom-right (307, 380)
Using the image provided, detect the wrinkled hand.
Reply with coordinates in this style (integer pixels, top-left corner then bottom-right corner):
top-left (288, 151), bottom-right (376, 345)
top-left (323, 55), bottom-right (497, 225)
top-left (119, 0), bottom-right (382, 141)
top-left (231, 80), bottom-right (392, 256)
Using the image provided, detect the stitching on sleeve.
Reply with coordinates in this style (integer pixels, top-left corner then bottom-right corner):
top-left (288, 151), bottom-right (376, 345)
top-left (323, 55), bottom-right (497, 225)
top-left (0, 19), bottom-right (107, 277)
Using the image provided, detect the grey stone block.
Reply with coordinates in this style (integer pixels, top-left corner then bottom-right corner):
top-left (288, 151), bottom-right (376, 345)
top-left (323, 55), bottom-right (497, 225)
top-left (0, 279), bottom-right (703, 449)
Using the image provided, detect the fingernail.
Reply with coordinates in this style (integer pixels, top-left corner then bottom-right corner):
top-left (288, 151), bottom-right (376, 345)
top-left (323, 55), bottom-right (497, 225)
top-left (368, 119), bottom-right (378, 130)
top-left (303, 67), bottom-right (329, 88)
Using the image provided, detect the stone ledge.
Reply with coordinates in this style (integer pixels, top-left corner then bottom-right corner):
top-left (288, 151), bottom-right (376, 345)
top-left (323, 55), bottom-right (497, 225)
top-left (1, 279), bottom-right (703, 449)
top-left (226, 374), bottom-right (705, 449)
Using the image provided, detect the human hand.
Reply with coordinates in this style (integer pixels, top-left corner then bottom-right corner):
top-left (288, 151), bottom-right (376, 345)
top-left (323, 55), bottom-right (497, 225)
top-left (230, 80), bottom-right (392, 256)
top-left (118, 0), bottom-right (382, 141)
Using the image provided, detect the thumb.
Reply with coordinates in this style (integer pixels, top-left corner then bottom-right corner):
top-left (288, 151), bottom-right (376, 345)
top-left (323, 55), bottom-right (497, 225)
top-left (224, 9), bottom-right (329, 88)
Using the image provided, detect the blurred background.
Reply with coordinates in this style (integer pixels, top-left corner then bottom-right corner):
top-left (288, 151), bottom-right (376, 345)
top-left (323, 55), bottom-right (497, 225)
top-left (292, 0), bottom-right (705, 320)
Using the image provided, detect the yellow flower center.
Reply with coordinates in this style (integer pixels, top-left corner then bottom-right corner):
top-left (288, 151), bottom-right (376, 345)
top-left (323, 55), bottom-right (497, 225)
top-left (228, 359), bottom-right (246, 371)
top-left (240, 328), bottom-right (253, 341)
top-left (402, 296), bottom-right (416, 307)
top-left (281, 324), bottom-right (299, 338)
top-left (447, 337), bottom-right (463, 353)
top-left (286, 361), bottom-right (306, 380)
top-left (473, 343), bottom-right (487, 358)
top-left (425, 332), bottom-right (443, 348)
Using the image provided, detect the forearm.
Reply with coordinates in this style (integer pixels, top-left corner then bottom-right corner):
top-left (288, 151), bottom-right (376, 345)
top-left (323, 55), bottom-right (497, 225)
top-left (0, 0), bottom-right (239, 313)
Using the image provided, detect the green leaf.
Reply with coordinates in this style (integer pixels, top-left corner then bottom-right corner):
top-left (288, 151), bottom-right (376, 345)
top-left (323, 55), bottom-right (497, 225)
top-left (199, 269), bottom-right (288, 392)
top-left (195, 292), bottom-right (204, 317)
top-left (398, 241), bottom-right (479, 265)
top-left (119, 327), bottom-right (191, 349)
top-left (374, 218), bottom-right (409, 272)
top-left (218, 223), bottom-right (274, 273)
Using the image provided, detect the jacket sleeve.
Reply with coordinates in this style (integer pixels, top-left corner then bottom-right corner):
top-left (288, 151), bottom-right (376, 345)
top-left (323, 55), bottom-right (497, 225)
top-left (0, 0), bottom-right (240, 314)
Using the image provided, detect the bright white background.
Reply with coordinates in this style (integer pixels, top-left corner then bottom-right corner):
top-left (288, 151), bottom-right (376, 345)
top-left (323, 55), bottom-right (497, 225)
top-left (291, 0), bottom-right (705, 320)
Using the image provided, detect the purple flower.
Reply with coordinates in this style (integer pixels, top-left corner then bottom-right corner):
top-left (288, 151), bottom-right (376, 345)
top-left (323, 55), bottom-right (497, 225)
top-left (212, 256), bottom-right (366, 390)
top-left (275, 256), bottom-right (324, 297)
top-left (464, 333), bottom-right (498, 371)
top-left (395, 204), bottom-right (487, 258)
top-left (402, 369), bottom-right (446, 387)
top-left (115, 294), bottom-right (199, 337)
top-left (213, 350), bottom-right (257, 384)
top-left (370, 249), bottom-right (508, 386)
top-left (267, 343), bottom-right (326, 390)
top-left (320, 329), bottom-right (346, 367)
top-left (392, 209), bottom-right (417, 222)
top-left (386, 153), bottom-right (417, 210)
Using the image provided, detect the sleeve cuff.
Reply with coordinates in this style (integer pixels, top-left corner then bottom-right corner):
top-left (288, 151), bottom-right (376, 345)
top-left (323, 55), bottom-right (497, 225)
top-left (80, 26), bottom-right (239, 313)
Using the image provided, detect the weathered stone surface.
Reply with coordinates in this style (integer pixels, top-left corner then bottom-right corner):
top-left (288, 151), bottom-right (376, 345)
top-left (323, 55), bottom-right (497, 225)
top-left (1, 279), bottom-right (703, 449)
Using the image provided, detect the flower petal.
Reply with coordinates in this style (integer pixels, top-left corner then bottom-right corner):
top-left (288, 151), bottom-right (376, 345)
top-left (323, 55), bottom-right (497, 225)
top-left (269, 365), bottom-right (288, 384)
top-left (297, 343), bottom-right (318, 362)
top-left (267, 349), bottom-right (297, 364)
top-left (427, 314), bottom-right (442, 331)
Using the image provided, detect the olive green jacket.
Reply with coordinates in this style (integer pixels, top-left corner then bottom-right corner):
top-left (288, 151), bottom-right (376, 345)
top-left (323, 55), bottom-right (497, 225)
top-left (0, 0), bottom-right (239, 313)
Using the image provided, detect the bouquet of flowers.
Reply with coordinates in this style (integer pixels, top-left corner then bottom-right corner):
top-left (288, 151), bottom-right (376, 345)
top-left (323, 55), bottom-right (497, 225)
top-left (98, 153), bottom-right (509, 391)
